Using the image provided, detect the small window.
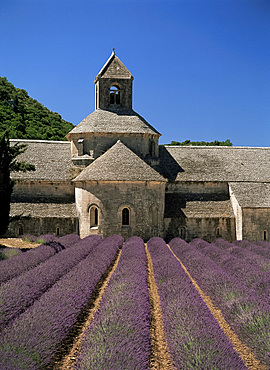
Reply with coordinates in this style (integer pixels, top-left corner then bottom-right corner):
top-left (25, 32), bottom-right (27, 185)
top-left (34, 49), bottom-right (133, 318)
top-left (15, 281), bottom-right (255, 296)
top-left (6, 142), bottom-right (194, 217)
top-left (263, 230), bottom-right (268, 241)
top-left (149, 140), bottom-right (155, 157)
top-left (122, 207), bottom-right (130, 226)
top-left (56, 227), bottom-right (60, 236)
top-left (110, 85), bottom-right (120, 105)
top-left (216, 227), bottom-right (221, 237)
top-left (90, 206), bottom-right (98, 229)
top-left (18, 226), bottom-right (23, 236)
top-left (179, 227), bottom-right (186, 239)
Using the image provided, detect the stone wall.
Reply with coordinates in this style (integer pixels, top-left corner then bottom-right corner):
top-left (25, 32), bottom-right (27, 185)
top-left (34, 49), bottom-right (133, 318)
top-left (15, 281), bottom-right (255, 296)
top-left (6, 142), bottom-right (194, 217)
top-left (6, 217), bottom-right (79, 237)
top-left (75, 180), bottom-right (165, 240)
top-left (164, 216), bottom-right (235, 242)
top-left (242, 208), bottom-right (270, 241)
top-left (167, 181), bottom-right (229, 196)
top-left (11, 180), bottom-right (75, 202)
top-left (71, 133), bottom-right (159, 161)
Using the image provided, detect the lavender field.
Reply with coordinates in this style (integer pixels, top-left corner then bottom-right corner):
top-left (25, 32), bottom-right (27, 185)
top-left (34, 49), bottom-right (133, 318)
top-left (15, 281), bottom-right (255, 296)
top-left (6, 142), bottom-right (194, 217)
top-left (0, 235), bottom-right (269, 369)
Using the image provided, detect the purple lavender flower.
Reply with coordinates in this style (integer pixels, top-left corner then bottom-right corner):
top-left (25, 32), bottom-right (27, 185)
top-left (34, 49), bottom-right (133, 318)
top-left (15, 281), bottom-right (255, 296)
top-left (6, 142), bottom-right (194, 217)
top-left (0, 235), bottom-right (123, 369)
top-left (76, 236), bottom-right (151, 369)
top-left (148, 237), bottom-right (247, 369)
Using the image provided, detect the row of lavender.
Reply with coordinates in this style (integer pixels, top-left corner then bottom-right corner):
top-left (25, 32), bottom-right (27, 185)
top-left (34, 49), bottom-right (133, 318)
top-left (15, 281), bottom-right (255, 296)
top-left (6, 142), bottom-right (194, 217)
top-left (0, 235), bottom-right (102, 329)
top-left (169, 237), bottom-right (270, 367)
top-left (148, 238), bottom-right (247, 369)
top-left (0, 233), bottom-right (80, 284)
top-left (0, 235), bottom-right (123, 370)
top-left (192, 238), bottom-right (270, 304)
top-left (75, 236), bottom-right (151, 369)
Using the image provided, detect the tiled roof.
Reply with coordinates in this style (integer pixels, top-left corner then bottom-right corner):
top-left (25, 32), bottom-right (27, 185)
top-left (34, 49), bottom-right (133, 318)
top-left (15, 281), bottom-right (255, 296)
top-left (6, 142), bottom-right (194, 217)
top-left (73, 140), bottom-right (166, 182)
top-left (159, 146), bottom-right (270, 182)
top-left (10, 140), bottom-right (76, 181)
top-left (95, 51), bottom-right (133, 80)
top-left (67, 106), bottom-right (160, 136)
top-left (10, 202), bottom-right (78, 218)
top-left (229, 182), bottom-right (270, 208)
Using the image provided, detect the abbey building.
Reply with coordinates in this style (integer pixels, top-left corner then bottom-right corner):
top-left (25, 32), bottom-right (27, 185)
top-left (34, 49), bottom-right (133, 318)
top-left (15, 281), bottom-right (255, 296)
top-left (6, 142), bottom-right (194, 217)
top-left (8, 51), bottom-right (270, 242)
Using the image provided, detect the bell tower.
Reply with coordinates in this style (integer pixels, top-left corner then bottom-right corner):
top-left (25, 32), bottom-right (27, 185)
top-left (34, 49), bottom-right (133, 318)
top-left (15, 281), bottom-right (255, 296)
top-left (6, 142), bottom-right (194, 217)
top-left (94, 49), bottom-right (134, 110)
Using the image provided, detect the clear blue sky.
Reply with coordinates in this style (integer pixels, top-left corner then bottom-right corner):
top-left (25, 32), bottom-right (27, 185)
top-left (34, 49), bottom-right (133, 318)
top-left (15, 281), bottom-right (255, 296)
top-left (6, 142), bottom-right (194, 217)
top-left (1, 0), bottom-right (269, 146)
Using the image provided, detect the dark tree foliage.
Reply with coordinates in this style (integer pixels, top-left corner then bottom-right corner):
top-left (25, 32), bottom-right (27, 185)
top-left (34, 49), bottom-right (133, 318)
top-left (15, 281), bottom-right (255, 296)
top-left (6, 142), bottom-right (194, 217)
top-left (167, 139), bottom-right (233, 146)
top-left (0, 133), bottom-right (35, 235)
top-left (0, 77), bottom-right (74, 140)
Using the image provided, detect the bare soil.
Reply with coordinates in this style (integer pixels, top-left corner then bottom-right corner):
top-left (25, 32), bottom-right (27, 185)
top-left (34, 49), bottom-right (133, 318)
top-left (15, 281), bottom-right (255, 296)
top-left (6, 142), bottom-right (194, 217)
top-left (0, 238), bottom-right (40, 249)
top-left (145, 244), bottom-right (175, 369)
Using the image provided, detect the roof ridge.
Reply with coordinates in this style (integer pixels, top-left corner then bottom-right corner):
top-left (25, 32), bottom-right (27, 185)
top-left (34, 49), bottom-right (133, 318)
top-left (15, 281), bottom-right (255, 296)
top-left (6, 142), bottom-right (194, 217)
top-left (164, 145), bottom-right (270, 149)
top-left (73, 140), bottom-right (166, 182)
top-left (10, 139), bottom-right (70, 144)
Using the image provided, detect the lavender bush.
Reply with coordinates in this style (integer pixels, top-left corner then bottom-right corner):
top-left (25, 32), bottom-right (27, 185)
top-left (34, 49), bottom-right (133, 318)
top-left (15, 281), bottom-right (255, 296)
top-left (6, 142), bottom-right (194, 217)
top-left (191, 239), bottom-right (270, 302)
top-left (255, 241), bottom-right (270, 248)
top-left (234, 240), bottom-right (270, 260)
top-left (212, 238), bottom-right (232, 249)
top-left (0, 244), bottom-right (56, 284)
top-left (58, 233), bottom-right (81, 248)
top-left (76, 236), bottom-right (151, 369)
top-left (169, 237), bottom-right (270, 367)
top-left (0, 247), bottom-right (22, 260)
top-left (22, 234), bottom-right (57, 244)
top-left (0, 235), bottom-right (102, 329)
top-left (148, 237), bottom-right (247, 369)
top-left (0, 235), bottom-right (123, 369)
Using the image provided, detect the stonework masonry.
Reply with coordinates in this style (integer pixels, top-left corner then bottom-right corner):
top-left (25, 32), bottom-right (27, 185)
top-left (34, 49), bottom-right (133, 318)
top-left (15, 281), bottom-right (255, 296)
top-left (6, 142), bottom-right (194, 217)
top-left (7, 51), bottom-right (270, 242)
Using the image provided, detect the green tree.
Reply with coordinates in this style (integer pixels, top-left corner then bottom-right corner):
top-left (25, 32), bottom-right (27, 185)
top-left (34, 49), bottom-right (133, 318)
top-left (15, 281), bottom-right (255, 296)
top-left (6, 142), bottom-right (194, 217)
top-left (0, 132), bottom-right (35, 235)
top-left (167, 139), bottom-right (232, 146)
top-left (0, 77), bottom-right (74, 140)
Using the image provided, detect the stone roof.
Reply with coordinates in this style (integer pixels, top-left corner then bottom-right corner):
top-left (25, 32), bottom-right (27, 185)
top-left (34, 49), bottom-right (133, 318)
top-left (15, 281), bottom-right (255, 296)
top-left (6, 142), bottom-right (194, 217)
top-left (95, 50), bottom-right (133, 80)
top-left (67, 106), bottom-right (160, 136)
top-left (159, 146), bottom-right (270, 182)
top-left (10, 202), bottom-right (77, 218)
top-left (73, 140), bottom-right (166, 182)
top-left (229, 182), bottom-right (270, 208)
top-left (10, 139), bottom-right (77, 181)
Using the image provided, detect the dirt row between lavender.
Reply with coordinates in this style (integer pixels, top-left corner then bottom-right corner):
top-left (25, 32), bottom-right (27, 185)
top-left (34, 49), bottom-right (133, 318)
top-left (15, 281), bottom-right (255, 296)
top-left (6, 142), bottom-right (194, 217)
top-left (49, 242), bottom-right (175, 369)
top-left (51, 246), bottom-right (123, 369)
top-left (166, 243), bottom-right (267, 370)
top-left (145, 244), bottom-right (175, 369)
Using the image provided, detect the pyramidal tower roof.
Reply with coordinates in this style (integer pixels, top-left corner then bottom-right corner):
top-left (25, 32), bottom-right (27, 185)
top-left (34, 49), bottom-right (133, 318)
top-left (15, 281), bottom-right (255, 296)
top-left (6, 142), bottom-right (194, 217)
top-left (73, 140), bottom-right (166, 182)
top-left (67, 50), bottom-right (161, 138)
top-left (67, 107), bottom-right (161, 136)
top-left (94, 49), bottom-right (133, 82)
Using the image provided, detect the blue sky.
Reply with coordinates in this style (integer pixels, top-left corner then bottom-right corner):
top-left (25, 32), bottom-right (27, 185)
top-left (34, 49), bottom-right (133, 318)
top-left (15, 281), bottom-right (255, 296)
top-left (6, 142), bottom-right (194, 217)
top-left (0, 0), bottom-right (269, 146)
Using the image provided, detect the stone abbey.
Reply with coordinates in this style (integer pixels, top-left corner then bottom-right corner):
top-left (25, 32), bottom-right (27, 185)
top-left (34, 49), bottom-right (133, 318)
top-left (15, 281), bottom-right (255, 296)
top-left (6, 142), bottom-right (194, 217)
top-left (9, 51), bottom-right (270, 242)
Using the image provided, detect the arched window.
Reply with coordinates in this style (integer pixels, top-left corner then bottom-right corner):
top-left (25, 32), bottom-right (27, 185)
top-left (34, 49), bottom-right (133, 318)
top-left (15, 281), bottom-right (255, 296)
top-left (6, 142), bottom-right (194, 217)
top-left (90, 206), bottom-right (98, 229)
top-left (179, 227), bottom-right (186, 239)
top-left (122, 207), bottom-right (130, 226)
top-left (18, 226), bottom-right (23, 236)
top-left (110, 85), bottom-right (120, 105)
top-left (56, 227), bottom-right (60, 236)
top-left (263, 230), bottom-right (268, 241)
top-left (216, 227), bottom-right (221, 237)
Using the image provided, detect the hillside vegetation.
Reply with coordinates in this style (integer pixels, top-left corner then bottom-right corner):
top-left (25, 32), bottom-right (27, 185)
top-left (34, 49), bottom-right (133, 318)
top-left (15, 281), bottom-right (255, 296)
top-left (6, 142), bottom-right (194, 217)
top-left (0, 77), bottom-right (74, 141)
